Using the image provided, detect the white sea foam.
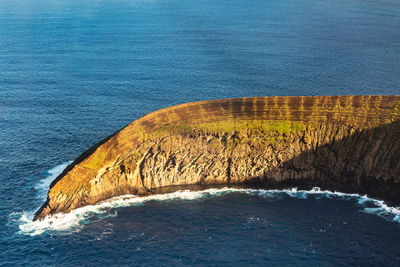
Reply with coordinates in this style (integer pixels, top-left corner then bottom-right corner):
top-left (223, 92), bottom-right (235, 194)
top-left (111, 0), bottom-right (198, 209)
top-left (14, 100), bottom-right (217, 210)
top-left (16, 187), bottom-right (241, 236)
top-left (13, 163), bottom-right (400, 236)
top-left (34, 161), bottom-right (72, 201)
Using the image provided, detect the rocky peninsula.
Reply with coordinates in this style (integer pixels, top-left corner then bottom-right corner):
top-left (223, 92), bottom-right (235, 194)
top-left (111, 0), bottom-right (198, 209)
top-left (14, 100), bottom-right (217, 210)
top-left (34, 95), bottom-right (400, 221)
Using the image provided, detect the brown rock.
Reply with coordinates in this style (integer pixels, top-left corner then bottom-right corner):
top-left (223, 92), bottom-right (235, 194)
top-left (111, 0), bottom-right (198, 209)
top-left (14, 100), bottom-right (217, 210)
top-left (34, 95), bottom-right (400, 220)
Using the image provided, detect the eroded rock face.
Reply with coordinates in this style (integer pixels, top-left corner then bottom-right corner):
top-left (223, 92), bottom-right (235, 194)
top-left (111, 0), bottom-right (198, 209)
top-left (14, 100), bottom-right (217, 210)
top-left (34, 96), bottom-right (400, 220)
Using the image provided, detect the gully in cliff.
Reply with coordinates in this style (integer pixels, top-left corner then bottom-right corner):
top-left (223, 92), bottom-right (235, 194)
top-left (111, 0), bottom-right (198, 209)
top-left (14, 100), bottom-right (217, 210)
top-left (34, 95), bottom-right (400, 221)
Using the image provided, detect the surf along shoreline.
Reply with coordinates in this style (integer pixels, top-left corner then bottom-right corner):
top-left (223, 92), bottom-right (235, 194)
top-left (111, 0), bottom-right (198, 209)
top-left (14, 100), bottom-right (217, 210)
top-left (34, 95), bottom-right (400, 221)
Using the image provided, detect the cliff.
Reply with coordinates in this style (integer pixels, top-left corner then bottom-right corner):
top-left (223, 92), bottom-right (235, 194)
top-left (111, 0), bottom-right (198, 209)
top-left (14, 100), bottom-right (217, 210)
top-left (34, 95), bottom-right (400, 220)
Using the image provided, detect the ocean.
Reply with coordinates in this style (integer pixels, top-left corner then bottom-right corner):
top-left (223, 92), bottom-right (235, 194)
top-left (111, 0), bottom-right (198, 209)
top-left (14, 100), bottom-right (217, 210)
top-left (1, 0), bottom-right (400, 265)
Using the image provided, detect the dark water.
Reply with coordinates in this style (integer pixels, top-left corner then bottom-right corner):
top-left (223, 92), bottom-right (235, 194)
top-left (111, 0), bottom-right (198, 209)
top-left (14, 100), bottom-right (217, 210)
top-left (1, 0), bottom-right (400, 265)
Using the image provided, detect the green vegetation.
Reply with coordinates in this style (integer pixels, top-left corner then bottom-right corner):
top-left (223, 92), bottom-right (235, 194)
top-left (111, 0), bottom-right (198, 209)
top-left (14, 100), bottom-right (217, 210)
top-left (155, 119), bottom-right (307, 136)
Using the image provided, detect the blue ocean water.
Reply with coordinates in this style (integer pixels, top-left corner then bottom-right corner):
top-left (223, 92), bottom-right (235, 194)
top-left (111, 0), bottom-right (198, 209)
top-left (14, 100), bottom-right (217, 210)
top-left (1, 0), bottom-right (400, 265)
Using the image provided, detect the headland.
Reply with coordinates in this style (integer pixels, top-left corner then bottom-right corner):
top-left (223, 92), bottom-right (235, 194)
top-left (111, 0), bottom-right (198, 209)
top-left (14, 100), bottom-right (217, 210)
top-left (34, 95), bottom-right (400, 220)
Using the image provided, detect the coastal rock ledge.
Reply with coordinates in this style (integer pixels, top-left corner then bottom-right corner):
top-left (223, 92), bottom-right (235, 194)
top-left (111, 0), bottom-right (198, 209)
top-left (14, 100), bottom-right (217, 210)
top-left (34, 95), bottom-right (400, 220)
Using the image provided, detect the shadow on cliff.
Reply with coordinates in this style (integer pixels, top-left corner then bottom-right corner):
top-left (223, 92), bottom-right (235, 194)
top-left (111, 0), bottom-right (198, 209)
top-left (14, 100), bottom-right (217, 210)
top-left (242, 120), bottom-right (400, 205)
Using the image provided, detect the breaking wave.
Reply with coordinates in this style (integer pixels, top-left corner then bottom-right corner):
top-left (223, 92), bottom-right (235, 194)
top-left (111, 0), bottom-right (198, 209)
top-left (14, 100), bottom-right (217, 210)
top-left (11, 163), bottom-right (400, 236)
top-left (34, 161), bottom-right (72, 201)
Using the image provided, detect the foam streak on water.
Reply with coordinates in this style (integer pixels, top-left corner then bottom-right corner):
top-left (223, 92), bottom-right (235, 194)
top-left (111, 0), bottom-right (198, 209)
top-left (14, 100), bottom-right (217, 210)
top-left (12, 163), bottom-right (400, 236)
top-left (34, 161), bottom-right (72, 201)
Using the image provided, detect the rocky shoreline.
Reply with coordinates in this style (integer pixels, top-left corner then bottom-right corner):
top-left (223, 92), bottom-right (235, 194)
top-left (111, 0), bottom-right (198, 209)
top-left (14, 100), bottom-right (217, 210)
top-left (34, 95), bottom-right (400, 220)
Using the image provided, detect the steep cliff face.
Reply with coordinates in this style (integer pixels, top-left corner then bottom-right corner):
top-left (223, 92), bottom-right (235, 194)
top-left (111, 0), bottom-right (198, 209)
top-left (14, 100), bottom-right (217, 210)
top-left (34, 96), bottom-right (400, 220)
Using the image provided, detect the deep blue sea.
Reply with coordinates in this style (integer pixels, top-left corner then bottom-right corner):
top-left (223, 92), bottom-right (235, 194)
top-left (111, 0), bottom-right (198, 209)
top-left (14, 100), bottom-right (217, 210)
top-left (1, 0), bottom-right (400, 265)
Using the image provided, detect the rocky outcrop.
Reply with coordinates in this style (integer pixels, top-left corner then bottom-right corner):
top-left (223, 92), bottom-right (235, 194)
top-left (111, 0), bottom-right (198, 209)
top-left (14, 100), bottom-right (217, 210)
top-left (34, 95), bottom-right (400, 220)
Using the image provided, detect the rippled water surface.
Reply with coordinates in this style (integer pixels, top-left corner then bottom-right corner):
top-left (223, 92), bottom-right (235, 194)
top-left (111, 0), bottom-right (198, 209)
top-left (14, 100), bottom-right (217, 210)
top-left (1, 0), bottom-right (400, 265)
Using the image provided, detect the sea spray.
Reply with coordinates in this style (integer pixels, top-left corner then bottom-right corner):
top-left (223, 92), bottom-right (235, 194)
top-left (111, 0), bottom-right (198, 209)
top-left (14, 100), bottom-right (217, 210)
top-left (13, 163), bottom-right (400, 236)
top-left (34, 161), bottom-right (72, 201)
